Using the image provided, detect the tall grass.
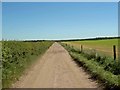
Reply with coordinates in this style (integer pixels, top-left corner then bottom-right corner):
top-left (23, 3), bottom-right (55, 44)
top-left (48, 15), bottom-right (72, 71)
top-left (61, 43), bottom-right (120, 89)
top-left (2, 41), bottom-right (53, 88)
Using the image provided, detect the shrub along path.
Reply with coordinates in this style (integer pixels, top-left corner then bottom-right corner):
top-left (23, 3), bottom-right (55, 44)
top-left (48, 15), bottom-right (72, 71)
top-left (13, 42), bottom-right (98, 88)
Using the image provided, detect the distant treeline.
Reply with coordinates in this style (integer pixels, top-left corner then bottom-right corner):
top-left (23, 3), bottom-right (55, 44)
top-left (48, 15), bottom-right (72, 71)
top-left (23, 40), bottom-right (51, 42)
top-left (2, 40), bottom-right (51, 42)
top-left (56, 36), bottom-right (120, 42)
top-left (2, 36), bottom-right (120, 42)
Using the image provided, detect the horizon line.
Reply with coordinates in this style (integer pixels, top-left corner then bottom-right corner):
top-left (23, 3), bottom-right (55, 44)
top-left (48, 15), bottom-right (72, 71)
top-left (2, 36), bottom-right (119, 41)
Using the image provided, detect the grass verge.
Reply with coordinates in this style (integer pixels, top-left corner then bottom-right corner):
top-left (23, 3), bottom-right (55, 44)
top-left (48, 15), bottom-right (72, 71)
top-left (2, 41), bottom-right (53, 88)
top-left (61, 43), bottom-right (120, 89)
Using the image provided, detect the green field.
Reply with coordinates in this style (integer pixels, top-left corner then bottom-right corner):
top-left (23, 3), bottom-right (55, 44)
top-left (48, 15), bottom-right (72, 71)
top-left (2, 41), bottom-right (53, 88)
top-left (63, 39), bottom-right (119, 58)
top-left (61, 43), bottom-right (120, 89)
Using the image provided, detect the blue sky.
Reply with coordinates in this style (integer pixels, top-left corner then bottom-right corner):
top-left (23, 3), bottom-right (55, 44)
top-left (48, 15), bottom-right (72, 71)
top-left (2, 0), bottom-right (120, 2)
top-left (0, 2), bottom-right (2, 40)
top-left (3, 2), bottom-right (118, 40)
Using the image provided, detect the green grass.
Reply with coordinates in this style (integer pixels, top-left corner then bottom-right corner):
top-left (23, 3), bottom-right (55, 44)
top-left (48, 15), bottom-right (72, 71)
top-left (63, 38), bottom-right (119, 57)
top-left (61, 43), bottom-right (120, 89)
top-left (70, 52), bottom-right (119, 88)
top-left (0, 42), bottom-right (2, 89)
top-left (64, 38), bottom-right (118, 47)
top-left (2, 41), bottom-right (53, 88)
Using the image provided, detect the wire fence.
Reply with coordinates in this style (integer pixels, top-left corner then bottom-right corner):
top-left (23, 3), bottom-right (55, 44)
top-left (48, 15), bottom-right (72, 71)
top-left (67, 43), bottom-right (119, 62)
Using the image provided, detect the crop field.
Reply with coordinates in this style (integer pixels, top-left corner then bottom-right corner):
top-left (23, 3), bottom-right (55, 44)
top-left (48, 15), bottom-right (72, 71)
top-left (61, 42), bottom-right (120, 88)
top-left (63, 39), bottom-right (119, 58)
top-left (1, 39), bottom-right (120, 89)
top-left (2, 41), bottom-right (53, 88)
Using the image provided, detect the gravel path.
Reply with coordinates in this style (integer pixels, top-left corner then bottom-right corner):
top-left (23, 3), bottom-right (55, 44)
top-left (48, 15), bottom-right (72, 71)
top-left (13, 42), bottom-right (98, 88)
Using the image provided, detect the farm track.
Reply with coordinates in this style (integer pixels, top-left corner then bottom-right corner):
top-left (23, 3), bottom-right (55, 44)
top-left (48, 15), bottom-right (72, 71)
top-left (13, 42), bottom-right (98, 88)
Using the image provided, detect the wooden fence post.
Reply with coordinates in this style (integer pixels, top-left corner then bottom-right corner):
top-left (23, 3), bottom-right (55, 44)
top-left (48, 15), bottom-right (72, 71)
top-left (79, 45), bottom-right (81, 53)
top-left (81, 45), bottom-right (83, 52)
top-left (113, 45), bottom-right (116, 61)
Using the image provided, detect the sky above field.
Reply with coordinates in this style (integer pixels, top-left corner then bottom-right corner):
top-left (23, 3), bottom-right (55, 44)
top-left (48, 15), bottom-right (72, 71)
top-left (2, 0), bottom-right (120, 2)
top-left (2, 2), bottom-right (118, 40)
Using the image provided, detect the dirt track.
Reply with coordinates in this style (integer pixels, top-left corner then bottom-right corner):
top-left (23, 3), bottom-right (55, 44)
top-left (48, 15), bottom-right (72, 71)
top-left (13, 42), bottom-right (98, 88)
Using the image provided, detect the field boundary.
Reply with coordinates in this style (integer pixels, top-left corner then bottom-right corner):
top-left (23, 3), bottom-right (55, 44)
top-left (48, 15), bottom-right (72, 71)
top-left (61, 43), bottom-right (120, 89)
